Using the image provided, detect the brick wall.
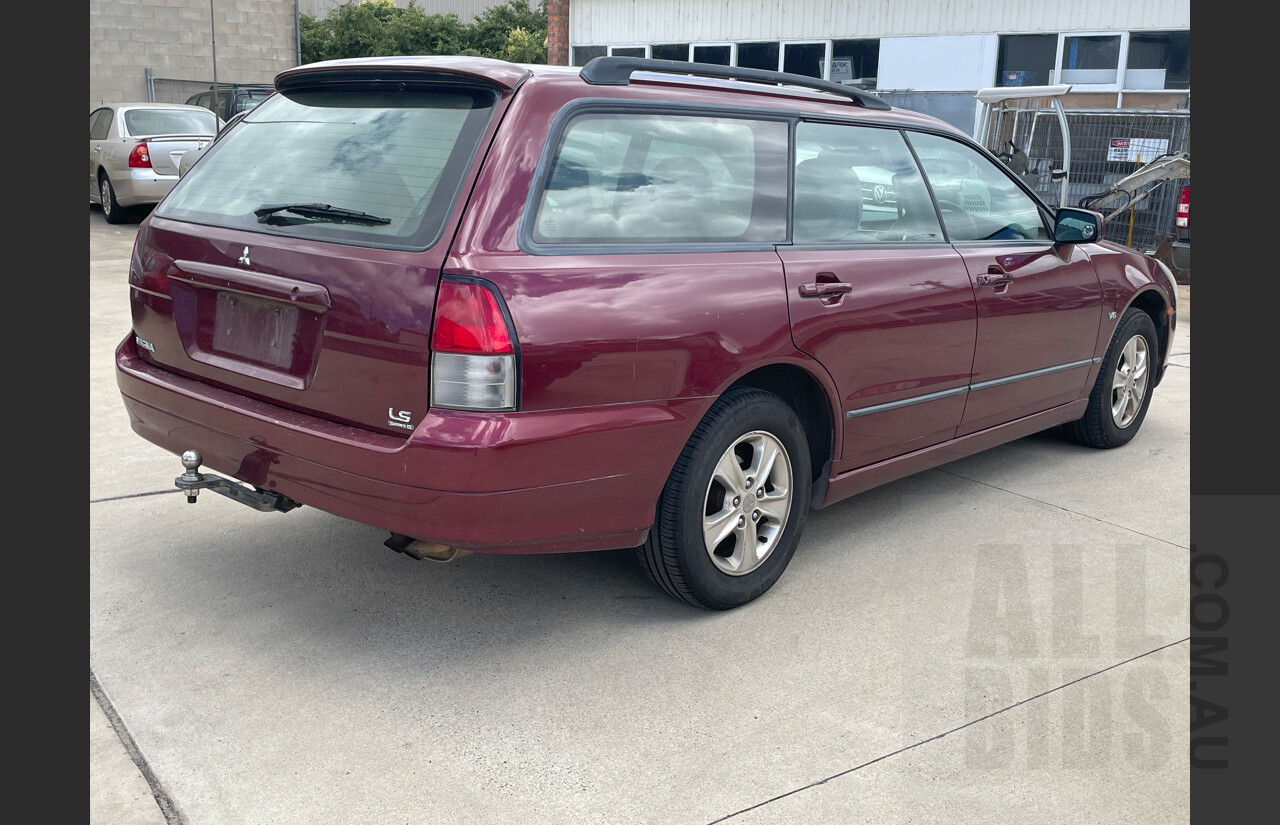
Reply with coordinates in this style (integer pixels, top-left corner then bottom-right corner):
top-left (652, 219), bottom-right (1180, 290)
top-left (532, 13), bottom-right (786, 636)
top-left (90, 0), bottom-right (299, 107)
top-left (546, 0), bottom-right (568, 66)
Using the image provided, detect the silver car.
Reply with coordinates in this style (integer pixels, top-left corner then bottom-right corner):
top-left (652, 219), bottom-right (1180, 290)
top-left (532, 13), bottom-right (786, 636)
top-left (89, 102), bottom-right (220, 224)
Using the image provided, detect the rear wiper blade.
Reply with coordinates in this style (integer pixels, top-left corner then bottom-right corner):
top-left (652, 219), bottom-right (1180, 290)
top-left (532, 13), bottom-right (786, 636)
top-left (254, 202), bottom-right (391, 225)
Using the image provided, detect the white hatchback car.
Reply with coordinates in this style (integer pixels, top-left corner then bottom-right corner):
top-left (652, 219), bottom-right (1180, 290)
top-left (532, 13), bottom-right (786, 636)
top-left (89, 102), bottom-right (220, 224)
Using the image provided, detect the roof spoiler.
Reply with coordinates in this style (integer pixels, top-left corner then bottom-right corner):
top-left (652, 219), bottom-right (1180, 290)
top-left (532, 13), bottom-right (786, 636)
top-left (579, 56), bottom-right (891, 110)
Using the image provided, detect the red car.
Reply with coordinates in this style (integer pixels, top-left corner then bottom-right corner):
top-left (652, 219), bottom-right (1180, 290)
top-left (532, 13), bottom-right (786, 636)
top-left (116, 56), bottom-right (1178, 609)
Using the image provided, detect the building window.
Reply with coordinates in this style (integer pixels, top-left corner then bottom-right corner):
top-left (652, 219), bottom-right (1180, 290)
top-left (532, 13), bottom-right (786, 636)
top-left (652, 44), bottom-right (691, 61)
top-left (783, 42), bottom-right (828, 79)
top-left (996, 34), bottom-right (1056, 87)
top-left (610, 46), bottom-right (648, 58)
top-left (1126, 31), bottom-right (1190, 89)
top-left (831, 39), bottom-right (879, 86)
top-left (1060, 34), bottom-right (1122, 85)
top-left (571, 45), bottom-right (606, 66)
top-left (737, 42), bottom-right (780, 71)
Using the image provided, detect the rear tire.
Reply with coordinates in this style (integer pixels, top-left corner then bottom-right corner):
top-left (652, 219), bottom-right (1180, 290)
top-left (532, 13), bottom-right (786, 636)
top-left (1065, 307), bottom-right (1157, 448)
top-left (638, 388), bottom-right (812, 609)
top-left (99, 173), bottom-right (129, 225)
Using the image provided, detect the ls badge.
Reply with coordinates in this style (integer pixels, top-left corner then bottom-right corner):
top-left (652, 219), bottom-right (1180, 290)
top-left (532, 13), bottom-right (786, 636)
top-left (388, 408), bottom-right (414, 430)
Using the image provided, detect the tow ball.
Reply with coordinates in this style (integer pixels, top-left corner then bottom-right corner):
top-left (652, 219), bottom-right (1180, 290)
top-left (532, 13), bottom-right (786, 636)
top-left (175, 450), bottom-right (302, 513)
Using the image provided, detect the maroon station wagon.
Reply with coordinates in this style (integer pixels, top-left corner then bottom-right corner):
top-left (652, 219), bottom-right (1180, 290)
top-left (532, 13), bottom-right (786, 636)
top-left (115, 56), bottom-right (1178, 609)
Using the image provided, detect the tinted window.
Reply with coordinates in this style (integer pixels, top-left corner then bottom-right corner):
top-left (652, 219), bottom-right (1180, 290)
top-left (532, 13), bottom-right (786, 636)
top-left (90, 109), bottom-right (113, 140)
top-left (572, 45), bottom-right (606, 66)
top-left (156, 87), bottom-right (495, 250)
top-left (531, 113), bottom-right (788, 245)
top-left (692, 45), bottom-right (731, 65)
top-left (905, 132), bottom-right (1050, 242)
top-left (794, 122), bottom-right (941, 243)
top-left (123, 108), bottom-right (218, 137)
top-left (651, 44), bottom-right (690, 61)
top-left (232, 90), bottom-right (273, 115)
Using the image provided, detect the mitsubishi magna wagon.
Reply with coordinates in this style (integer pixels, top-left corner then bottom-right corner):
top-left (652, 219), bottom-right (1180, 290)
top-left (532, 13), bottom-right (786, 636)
top-left (115, 56), bottom-right (1178, 609)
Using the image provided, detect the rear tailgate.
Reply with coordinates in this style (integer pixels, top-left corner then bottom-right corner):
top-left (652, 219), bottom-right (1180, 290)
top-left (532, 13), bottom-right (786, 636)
top-left (141, 136), bottom-right (211, 176)
top-left (128, 60), bottom-right (523, 436)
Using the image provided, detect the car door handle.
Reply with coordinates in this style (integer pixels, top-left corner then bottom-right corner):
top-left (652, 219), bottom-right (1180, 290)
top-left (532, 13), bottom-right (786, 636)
top-left (976, 265), bottom-right (1013, 289)
top-left (798, 282), bottom-right (853, 298)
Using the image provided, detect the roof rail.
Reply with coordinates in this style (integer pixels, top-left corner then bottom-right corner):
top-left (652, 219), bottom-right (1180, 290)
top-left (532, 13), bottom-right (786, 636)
top-left (579, 56), bottom-right (892, 110)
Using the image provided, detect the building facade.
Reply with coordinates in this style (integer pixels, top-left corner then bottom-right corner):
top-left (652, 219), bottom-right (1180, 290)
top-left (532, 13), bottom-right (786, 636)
top-left (89, 0), bottom-right (300, 107)
top-left (558, 0), bottom-right (1190, 135)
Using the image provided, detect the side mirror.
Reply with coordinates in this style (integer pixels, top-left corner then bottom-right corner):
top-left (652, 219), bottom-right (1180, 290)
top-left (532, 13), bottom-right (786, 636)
top-left (1054, 207), bottom-right (1104, 244)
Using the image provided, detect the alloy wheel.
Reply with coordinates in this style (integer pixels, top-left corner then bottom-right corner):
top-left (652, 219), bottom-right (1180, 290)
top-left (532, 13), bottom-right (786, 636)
top-left (702, 430), bottom-right (793, 576)
top-left (1110, 334), bottom-right (1150, 428)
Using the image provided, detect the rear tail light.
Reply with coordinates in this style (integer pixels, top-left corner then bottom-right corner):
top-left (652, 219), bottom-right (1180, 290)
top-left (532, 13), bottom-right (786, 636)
top-left (1175, 186), bottom-right (1189, 228)
top-left (128, 142), bottom-right (152, 169)
top-left (430, 277), bottom-right (518, 411)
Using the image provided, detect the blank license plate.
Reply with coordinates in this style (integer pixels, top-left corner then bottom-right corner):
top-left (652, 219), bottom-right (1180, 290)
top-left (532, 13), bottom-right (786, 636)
top-left (213, 292), bottom-right (299, 370)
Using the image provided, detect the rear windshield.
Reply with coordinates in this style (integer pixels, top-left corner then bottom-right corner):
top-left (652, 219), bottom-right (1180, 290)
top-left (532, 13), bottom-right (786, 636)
top-left (155, 87), bottom-right (496, 250)
top-left (124, 108), bottom-right (218, 137)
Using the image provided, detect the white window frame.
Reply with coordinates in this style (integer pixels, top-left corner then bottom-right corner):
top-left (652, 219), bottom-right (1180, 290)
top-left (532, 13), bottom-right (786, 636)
top-left (780, 39), bottom-right (833, 78)
top-left (1053, 30), bottom-right (1129, 92)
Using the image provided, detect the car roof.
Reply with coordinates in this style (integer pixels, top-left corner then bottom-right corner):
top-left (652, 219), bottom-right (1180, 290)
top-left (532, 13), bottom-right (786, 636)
top-left (274, 55), bottom-right (962, 135)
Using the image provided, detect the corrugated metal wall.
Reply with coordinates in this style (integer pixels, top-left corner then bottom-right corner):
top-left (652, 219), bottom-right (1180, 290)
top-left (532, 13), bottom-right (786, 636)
top-left (571, 0), bottom-right (1191, 44)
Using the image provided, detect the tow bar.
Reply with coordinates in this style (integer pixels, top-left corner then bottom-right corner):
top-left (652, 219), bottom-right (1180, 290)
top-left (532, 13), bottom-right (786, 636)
top-left (175, 450), bottom-right (302, 513)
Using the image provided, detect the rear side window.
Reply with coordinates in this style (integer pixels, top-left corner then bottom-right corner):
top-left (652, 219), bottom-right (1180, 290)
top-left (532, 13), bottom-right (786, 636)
top-left (156, 87), bottom-right (495, 250)
top-left (530, 112), bottom-right (788, 245)
top-left (233, 91), bottom-right (272, 115)
top-left (89, 109), bottom-right (113, 140)
top-left (123, 108), bottom-right (218, 137)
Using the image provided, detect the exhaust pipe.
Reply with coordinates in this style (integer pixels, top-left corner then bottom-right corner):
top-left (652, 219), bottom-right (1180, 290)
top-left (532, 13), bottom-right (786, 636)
top-left (384, 533), bottom-right (470, 563)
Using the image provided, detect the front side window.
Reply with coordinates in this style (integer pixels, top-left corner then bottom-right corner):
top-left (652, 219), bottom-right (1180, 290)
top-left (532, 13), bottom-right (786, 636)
top-left (794, 122), bottom-right (940, 243)
top-left (905, 132), bottom-right (1050, 242)
top-left (531, 112), bottom-right (788, 245)
top-left (157, 87), bottom-right (495, 250)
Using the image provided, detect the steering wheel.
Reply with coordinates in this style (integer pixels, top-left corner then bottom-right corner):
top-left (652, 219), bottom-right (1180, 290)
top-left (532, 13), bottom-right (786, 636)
top-left (934, 199), bottom-right (981, 241)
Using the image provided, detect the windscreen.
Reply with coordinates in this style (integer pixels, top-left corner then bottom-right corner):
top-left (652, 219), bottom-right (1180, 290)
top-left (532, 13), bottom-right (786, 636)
top-left (155, 86), bottom-right (496, 250)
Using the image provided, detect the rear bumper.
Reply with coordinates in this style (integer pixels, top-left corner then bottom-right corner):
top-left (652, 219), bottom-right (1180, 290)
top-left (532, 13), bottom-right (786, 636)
top-left (113, 169), bottom-right (178, 207)
top-left (115, 335), bottom-right (702, 554)
top-left (1171, 239), bottom-right (1190, 274)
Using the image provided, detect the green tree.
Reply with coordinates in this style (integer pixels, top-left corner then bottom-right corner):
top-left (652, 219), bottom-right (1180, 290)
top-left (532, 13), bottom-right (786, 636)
top-left (299, 0), bottom-right (548, 65)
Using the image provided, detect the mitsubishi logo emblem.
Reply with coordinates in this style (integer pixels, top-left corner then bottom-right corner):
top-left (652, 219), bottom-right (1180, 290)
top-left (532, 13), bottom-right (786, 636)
top-left (237, 246), bottom-right (251, 267)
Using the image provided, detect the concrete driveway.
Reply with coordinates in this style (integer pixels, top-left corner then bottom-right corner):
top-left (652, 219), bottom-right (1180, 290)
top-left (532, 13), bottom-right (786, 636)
top-left (91, 205), bottom-right (1191, 824)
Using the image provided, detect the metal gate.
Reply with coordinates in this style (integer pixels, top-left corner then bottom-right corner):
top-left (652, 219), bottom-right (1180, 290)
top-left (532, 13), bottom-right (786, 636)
top-left (978, 102), bottom-right (1190, 252)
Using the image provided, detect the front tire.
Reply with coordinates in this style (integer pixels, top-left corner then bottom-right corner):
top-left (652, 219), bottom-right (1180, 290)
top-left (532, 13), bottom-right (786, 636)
top-left (638, 388), bottom-right (812, 609)
top-left (99, 173), bottom-right (129, 224)
top-left (1065, 307), bottom-right (1158, 448)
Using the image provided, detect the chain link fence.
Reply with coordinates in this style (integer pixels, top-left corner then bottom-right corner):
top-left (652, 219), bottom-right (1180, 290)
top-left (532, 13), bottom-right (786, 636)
top-left (978, 101), bottom-right (1190, 252)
